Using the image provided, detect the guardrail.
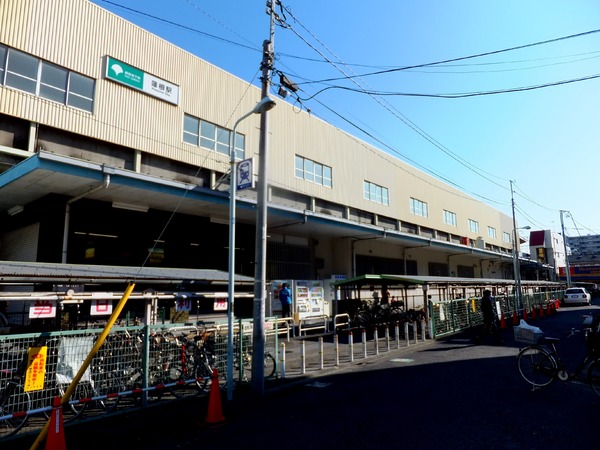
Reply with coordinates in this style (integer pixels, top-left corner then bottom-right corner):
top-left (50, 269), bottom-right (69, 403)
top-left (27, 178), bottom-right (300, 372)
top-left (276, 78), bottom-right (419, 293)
top-left (298, 315), bottom-right (329, 336)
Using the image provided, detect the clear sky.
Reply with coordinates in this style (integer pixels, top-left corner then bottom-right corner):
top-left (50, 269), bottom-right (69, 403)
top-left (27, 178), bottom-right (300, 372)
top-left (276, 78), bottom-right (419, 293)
top-left (91, 0), bottom-right (600, 242)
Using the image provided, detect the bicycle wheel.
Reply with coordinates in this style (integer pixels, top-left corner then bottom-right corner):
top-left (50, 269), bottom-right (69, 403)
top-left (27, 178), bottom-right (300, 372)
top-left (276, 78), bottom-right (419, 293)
top-left (517, 346), bottom-right (556, 388)
top-left (193, 356), bottom-right (213, 394)
top-left (587, 358), bottom-right (600, 397)
top-left (0, 382), bottom-right (30, 438)
top-left (94, 374), bottom-right (123, 413)
top-left (58, 382), bottom-right (91, 422)
top-left (264, 353), bottom-right (277, 379)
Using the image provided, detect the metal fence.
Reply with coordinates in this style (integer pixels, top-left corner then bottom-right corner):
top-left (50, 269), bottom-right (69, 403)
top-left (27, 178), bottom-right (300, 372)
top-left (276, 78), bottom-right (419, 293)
top-left (0, 317), bottom-right (281, 439)
top-left (430, 289), bottom-right (565, 336)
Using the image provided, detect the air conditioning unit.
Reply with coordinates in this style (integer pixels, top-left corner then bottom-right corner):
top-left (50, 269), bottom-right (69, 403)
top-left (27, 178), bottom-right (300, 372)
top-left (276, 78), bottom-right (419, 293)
top-left (476, 237), bottom-right (485, 249)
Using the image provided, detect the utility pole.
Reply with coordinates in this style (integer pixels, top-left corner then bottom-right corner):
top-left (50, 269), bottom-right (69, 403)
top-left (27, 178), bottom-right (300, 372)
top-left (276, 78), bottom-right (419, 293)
top-left (560, 210), bottom-right (572, 287)
top-left (510, 181), bottom-right (522, 310)
top-left (252, 0), bottom-right (276, 396)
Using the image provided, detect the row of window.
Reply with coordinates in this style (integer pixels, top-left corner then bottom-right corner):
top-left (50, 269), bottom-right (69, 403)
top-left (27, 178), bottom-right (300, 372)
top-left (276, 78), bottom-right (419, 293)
top-left (410, 199), bottom-right (510, 242)
top-left (0, 44), bottom-right (95, 112)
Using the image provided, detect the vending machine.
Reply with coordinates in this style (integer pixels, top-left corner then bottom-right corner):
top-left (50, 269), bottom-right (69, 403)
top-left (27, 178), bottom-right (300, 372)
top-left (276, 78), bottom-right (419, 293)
top-left (272, 280), bottom-right (327, 322)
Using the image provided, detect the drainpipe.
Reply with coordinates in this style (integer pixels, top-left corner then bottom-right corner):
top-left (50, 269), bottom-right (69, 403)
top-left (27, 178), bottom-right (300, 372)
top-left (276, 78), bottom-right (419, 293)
top-left (61, 174), bottom-right (111, 263)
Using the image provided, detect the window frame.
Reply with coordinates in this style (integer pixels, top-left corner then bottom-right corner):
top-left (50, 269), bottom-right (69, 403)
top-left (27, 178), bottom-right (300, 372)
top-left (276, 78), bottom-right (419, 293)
top-left (0, 44), bottom-right (95, 113)
top-left (295, 155), bottom-right (333, 188)
top-left (443, 210), bottom-right (457, 227)
top-left (468, 219), bottom-right (479, 234)
top-left (363, 181), bottom-right (389, 205)
top-left (410, 197), bottom-right (428, 217)
top-left (183, 114), bottom-right (245, 160)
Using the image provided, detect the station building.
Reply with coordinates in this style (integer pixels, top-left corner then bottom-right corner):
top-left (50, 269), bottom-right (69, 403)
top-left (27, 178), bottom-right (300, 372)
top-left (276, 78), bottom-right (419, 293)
top-left (0, 0), bottom-right (542, 293)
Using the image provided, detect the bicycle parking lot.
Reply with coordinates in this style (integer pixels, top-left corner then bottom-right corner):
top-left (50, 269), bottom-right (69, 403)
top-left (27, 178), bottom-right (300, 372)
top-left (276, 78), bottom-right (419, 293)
top-left (8, 304), bottom-right (600, 450)
top-left (0, 314), bottom-right (432, 442)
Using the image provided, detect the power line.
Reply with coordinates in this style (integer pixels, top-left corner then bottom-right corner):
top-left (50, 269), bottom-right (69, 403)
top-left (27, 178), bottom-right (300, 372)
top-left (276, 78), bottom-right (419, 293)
top-left (298, 72), bottom-right (600, 101)
top-left (298, 28), bottom-right (600, 85)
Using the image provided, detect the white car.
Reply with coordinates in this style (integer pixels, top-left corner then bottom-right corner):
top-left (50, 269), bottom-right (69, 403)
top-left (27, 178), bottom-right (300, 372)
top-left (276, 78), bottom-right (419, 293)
top-left (563, 287), bottom-right (592, 306)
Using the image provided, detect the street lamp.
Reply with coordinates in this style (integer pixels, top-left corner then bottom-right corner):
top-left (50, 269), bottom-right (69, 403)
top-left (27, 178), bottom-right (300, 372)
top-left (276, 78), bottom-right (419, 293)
top-left (513, 225), bottom-right (531, 311)
top-left (227, 96), bottom-right (276, 401)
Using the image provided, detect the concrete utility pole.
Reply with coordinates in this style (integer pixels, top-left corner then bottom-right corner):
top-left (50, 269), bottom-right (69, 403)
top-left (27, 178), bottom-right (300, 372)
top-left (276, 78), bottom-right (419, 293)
top-left (560, 210), bottom-right (572, 287)
top-left (252, 0), bottom-right (276, 396)
top-left (510, 181), bottom-right (523, 310)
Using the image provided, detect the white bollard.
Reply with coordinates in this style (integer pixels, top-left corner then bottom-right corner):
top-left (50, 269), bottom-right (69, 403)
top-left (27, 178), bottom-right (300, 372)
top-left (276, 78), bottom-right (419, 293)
top-left (412, 321), bottom-right (418, 344)
top-left (362, 328), bottom-right (367, 358)
top-left (395, 322), bottom-right (400, 349)
top-left (385, 326), bottom-right (390, 351)
top-left (374, 326), bottom-right (379, 355)
top-left (280, 342), bottom-right (286, 379)
top-left (349, 331), bottom-right (354, 362)
top-left (404, 321), bottom-right (410, 346)
top-left (421, 319), bottom-right (427, 342)
top-left (319, 336), bottom-right (324, 370)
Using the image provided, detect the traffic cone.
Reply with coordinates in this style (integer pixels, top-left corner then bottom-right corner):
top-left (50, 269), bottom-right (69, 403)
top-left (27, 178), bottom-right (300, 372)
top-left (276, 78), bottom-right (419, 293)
top-left (539, 305), bottom-right (544, 318)
top-left (512, 310), bottom-right (519, 326)
top-left (500, 312), bottom-right (507, 329)
top-left (206, 369), bottom-right (225, 425)
top-left (45, 396), bottom-right (66, 450)
top-left (523, 307), bottom-right (528, 321)
top-left (531, 305), bottom-right (537, 319)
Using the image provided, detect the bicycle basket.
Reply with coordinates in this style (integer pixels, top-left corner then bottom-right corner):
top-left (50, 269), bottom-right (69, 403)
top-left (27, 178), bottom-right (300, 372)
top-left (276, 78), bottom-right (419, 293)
top-left (514, 325), bottom-right (544, 345)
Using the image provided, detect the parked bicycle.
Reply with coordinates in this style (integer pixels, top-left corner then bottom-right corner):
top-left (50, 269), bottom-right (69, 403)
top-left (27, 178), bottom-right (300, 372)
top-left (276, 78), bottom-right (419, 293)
top-left (515, 315), bottom-right (600, 396)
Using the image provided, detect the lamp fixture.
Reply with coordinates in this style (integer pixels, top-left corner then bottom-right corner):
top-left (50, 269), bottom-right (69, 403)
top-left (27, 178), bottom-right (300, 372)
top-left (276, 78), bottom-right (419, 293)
top-left (8, 205), bottom-right (24, 216)
top-left (112, 201), bottom-right (149, 213)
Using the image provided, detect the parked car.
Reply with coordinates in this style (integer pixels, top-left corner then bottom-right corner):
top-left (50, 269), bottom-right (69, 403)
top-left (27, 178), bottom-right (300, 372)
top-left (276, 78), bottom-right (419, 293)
top-left (563, 287), bottom-right (592, 306)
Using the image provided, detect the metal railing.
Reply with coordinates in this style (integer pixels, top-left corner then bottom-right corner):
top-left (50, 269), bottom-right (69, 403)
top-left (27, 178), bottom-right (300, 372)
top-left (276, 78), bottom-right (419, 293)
top-left (0, 318), bottom-right (280, 439)
top-left (430, 289), bottom-right (565, 337)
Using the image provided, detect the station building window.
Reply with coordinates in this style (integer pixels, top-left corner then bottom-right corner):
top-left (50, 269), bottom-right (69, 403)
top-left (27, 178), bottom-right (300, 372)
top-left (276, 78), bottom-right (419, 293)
top-left (183, 114), bottom-right (245, 160)
top-left (410, 197), bottom-right (428, 217)
top-left (364, 181), bottom-right (389, 205)
top-left (295, 155), bottom-right (332, 187)
top-left (443, 210), bottom-right (457, 226)
top-left (0, 44), bottom-right (95, 112)
top-left (468, 219), bottom-right (479, 233)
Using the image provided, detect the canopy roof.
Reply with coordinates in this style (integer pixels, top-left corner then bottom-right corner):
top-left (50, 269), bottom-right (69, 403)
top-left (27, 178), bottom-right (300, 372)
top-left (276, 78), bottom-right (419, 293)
top-left (332, 274), bottom-right (562, 289)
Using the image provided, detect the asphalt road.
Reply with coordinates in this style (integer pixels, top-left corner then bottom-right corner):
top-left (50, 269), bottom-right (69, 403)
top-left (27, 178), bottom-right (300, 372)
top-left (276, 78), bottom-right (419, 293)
top-left (8, 303), bottom-right (600, 450)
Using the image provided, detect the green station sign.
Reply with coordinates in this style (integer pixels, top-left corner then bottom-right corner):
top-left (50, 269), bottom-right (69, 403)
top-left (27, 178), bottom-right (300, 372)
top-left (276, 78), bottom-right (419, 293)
top-left (104, 56), bottom-right (179, 105)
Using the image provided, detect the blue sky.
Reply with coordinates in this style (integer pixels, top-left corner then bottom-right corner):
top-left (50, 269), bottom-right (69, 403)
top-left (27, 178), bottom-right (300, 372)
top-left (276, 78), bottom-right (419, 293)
top-left (92, 0), bottom-right (600, 241)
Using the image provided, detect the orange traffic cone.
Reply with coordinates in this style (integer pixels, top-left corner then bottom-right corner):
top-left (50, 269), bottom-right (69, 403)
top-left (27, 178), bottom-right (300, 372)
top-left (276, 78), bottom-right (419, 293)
top-left (523, 307), bottom-right (528, 321)
top-left (45, 396), bottom-right (66, 450)
top-left (531, 305), bottom-right (537, 319)
top-left (500, 312), bottom-right (507, 329)
top-left (206, 369), bottom-right (225, 425)
top-left (512, 310), bottom-right (519, 326)
top-left (539, 305), bottom-right (544, 318)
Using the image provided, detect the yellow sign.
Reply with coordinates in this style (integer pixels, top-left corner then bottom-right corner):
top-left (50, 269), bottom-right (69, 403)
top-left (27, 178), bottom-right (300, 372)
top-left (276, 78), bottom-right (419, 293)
top-left (24, 346), bottom-right (47, 392)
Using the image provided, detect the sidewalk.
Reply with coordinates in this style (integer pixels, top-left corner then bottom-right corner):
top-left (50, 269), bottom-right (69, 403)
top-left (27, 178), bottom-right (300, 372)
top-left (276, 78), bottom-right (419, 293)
top-left (264, 327), bottom-right (434, 391)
